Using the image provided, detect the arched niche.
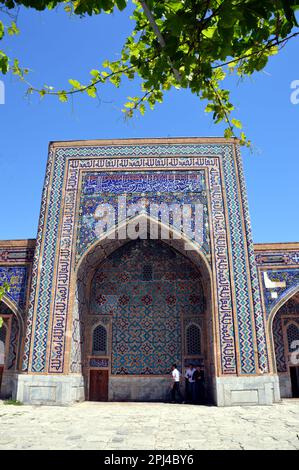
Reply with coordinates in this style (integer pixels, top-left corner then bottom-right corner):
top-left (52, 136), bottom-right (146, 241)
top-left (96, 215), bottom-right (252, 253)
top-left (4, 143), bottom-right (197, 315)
top-left (69, 215), bottom-right (214, 402)
top-left (0, 297), bottom-right (24, 398)
top-left (269, 288), bottom-right (299, 398)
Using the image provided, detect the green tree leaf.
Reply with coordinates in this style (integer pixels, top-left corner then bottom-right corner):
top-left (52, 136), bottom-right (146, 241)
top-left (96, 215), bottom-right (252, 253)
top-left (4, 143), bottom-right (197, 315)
top-left (231, 118), bottom-right (242, 129)
top-left (69, 79), bottom-right (82, 89)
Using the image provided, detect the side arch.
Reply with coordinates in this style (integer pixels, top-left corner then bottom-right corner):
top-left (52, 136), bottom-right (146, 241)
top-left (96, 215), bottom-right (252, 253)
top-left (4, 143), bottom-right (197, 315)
top-left (267, 284), bottom-right (299, 373)
top-left (0, 294), bottom-right (24, 370)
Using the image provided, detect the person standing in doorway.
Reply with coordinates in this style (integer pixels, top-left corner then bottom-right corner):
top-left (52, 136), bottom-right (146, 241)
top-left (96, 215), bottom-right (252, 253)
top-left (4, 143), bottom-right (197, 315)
top-left (171, 364), bottom-right (183, 403)
top-left (198, 366), bottom-right (206, 403)
top-left (193, 365), bottom-right (205, 404)
top-left (184, 364), bottom-right (191, 402)
top-left (185, 363), bottom-right (196, 403)
top-left (193, 365), bottom-right (201, 403)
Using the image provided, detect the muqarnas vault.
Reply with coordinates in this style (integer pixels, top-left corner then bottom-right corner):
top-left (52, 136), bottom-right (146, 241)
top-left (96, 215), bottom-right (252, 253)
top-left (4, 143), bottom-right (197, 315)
top-left (0, 137), bottom-right (298, 406)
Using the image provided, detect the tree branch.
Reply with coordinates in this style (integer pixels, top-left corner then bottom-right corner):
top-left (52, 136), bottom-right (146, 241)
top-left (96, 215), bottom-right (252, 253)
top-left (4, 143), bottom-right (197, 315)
top-left (211, 31), bottom-right (299, 70)
top-left (207, 79), bottom-right (234, 133)
top-left (139, 0), bottom-right (182, 83)
top-left (24, 64), bottom-right (136, 97)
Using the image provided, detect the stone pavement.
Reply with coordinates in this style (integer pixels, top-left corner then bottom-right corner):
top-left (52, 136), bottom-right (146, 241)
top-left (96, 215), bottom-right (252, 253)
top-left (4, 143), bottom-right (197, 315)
top-left (0, 400), bottom-right (298, 450)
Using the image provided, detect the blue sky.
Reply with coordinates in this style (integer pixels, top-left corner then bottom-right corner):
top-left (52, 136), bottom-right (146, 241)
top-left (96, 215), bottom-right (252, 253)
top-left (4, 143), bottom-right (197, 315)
top-left (0, 5), bottom-right (298, 243)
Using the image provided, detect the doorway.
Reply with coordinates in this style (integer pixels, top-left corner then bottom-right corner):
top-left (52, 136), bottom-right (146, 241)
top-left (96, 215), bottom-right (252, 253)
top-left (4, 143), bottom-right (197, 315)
top-left (290, 367), bottom-right (299, 398)
top-left (89, 370), bottom-right (108, 401)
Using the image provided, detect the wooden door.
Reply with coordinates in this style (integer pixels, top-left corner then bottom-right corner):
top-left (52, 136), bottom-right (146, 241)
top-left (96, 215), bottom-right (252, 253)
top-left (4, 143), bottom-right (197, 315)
top-left (290, 367), bottom-right (299, 398)
top-left (89, 370), bottom-right (108, 401)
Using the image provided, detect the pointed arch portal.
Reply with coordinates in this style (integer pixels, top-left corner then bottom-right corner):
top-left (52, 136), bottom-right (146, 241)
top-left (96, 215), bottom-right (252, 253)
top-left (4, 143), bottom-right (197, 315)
top-left (72, 217), bottom-right (213, 402)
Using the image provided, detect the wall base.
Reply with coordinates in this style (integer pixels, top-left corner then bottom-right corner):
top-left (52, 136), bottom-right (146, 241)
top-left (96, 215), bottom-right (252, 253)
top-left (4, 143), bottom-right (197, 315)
top-left (14, 373), bottom-right (281, 406)
top-left (16, 374), bottom-right (85, 405)
top-left (214, 375), bottom-right (281, 406)
top-left (109, 376), bottom-right (174, 401)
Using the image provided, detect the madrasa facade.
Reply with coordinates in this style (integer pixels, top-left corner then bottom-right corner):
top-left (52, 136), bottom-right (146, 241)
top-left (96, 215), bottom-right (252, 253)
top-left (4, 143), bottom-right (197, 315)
top-left (0, 137), bottom-right (298, 407)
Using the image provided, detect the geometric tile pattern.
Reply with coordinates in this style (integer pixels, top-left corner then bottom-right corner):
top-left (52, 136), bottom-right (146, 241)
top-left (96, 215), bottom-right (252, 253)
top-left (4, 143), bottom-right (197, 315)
top-left (278, 293), bottom-right (299, 316)
top-left (7, 314), bottom-right (19, 370)
top-left (92, 324), bottom-right (107, 354)
top-left (34, 152), bottom-right (67, 373)
top-left (273, 313), bottom-right (287, 372)
top-left (286, 323), bottom-right (299, 351)
top-left (186, 323), bottom-right (201, 355)
top-left (22, 149), bottom-right (56, 371)
top-left (234, 148), bottom-right (269, 373)
top-left (0, 265), bottom-right (29, 310)
top-left (91, 239), bottom-right (204, 375)
top-left (221, 148), bottom-right (257, 373)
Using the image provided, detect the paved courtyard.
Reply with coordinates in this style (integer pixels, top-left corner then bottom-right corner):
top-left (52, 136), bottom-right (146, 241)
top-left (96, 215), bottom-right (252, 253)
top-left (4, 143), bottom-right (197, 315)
top-left (0, 399), bottom-right (298, 450)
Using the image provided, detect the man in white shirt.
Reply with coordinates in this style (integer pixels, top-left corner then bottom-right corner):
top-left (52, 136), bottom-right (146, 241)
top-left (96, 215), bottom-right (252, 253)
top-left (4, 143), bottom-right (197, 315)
top-left (171, 364), bottom-right (183, 403)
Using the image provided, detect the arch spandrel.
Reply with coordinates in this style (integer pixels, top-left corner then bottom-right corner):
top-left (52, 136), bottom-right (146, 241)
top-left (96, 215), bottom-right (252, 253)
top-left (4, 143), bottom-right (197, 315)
top-left (75, 214), bottom-right (213, 287)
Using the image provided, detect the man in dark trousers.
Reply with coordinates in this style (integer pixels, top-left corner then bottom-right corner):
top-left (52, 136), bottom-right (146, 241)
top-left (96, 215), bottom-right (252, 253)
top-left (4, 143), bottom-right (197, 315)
top-left (170, 364), bottom-right (184, 403)
top-left (198, 366), bottom-right (206, 403)
top-left (185, 363), bottom-right (196, 403)
top-left (193, 365), bottom-right (206, 404)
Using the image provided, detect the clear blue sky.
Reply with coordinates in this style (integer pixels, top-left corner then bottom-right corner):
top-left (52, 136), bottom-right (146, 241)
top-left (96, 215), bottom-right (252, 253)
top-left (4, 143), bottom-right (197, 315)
top-left (0, 5), bottom-right (298, 243)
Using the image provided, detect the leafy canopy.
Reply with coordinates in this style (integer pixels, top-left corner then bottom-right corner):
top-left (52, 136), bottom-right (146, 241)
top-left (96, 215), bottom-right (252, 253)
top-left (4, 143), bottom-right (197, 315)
top-left (0, 0), bottom-right (299, 144)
